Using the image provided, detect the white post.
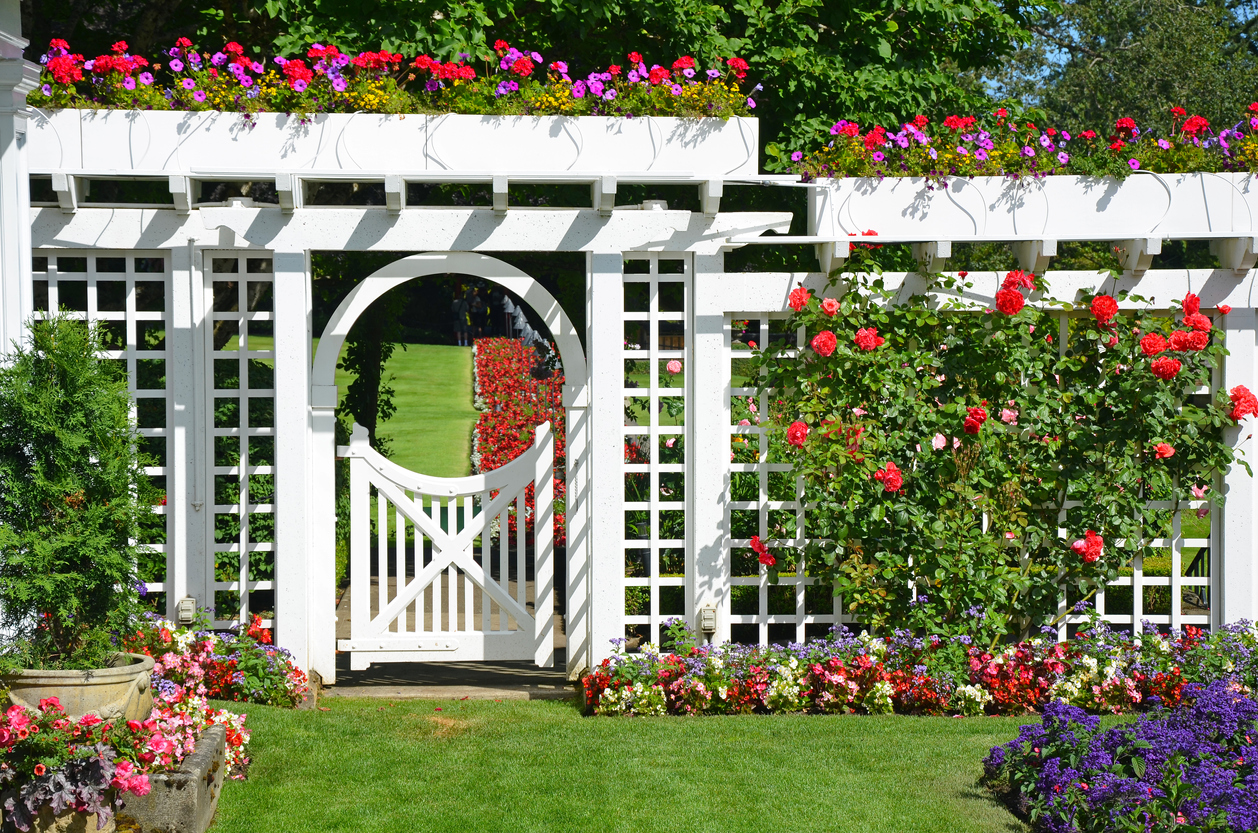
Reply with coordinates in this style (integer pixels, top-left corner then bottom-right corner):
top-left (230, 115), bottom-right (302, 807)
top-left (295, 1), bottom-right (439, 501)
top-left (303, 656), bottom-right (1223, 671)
top-left (273, 250), bottom-right (312, 669)
top-left (167, 242), bottom-right (204, 619)
top-left (563, 394), bottom-right (591, 677)
top-left (533, 424), bottom-right (554, 667)
top-left (588, 251), bottom-right (623, 663)
top-left (0, 9), bottom-right (39, 355)
top-left (1221, 306), bottom-right (1258, 624)
top-left (309, 384), bottom-right (339, 683)
top-left (691, 252), bottom-right (730, 643)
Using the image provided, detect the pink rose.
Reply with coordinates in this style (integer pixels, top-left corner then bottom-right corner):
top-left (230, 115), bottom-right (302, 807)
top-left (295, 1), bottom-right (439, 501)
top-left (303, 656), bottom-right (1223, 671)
top-left (666, 359), bottom-right (682, 374)
top-left (820, 297), bottom-right (839, 316)
top-left (1000, 408), bottom-right (1018, 425)
top-left (932, 434), bottom-right (946, 450)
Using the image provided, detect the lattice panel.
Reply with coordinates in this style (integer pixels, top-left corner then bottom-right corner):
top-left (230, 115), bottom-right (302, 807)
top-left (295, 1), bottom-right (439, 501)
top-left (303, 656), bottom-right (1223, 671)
top-left (622, 254), bottom-right (688, 647)
top-left (31, 250), bottom-right (172, 614)
top-left (208, 252), bottom-right (276, 629)
top-left (727, 313), bottom-right (843, 645)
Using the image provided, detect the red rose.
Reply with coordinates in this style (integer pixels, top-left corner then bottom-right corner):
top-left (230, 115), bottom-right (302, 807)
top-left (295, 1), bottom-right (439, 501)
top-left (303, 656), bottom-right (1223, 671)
top-left (1140, 333), bottom-right (1168, 356)
top-left (1106, 335), bottom-right (1119, 348)
top-left (1070, 530), bottom-right (1104, 563)
top-left (873, 461), bottom-right (904, 493)
top-left (820, 297), bottom-right (840, 316)
top-left (995, 288), bottom-right (1024, 315)
top-left (1151, 356), bottom-right (1182, 380)
top-left (1184, 313), bottom-right (1212, 332)
top-left (788, 286), bottom-right (812, 312)
top-left (963, 406), bottom-right (988, 434)
top-left (786, 421), bottom-right (809, 448)
top-left (853, 327), bottom-right (885, 351)
top-left (1002, 270), bottom-right (1035, 290)
top-left (1154, 442), bottom-right (1175, 459)
top-left (1182, 293), bottom-right (1200, 315)
top-left (1169, 330), bottom-right (1193, 351)
top-left (1229, 385), bottom-right (1258, 422)
top-left (749, 535), bottom-right (775, 566)
top-left (810, 330), bottom-right (837, 357)
top-left (1090, 294), bottom-right (1118, 324)
top-left (1186, 330), bottom-right (1209, 351)
top-left (1219, 305), bottom-right (1231, 314)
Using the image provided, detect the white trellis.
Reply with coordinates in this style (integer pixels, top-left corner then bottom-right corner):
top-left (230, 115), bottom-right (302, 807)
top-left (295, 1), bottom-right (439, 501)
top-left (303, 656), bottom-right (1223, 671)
top-left (0, 19), bottom-right (1255, 685)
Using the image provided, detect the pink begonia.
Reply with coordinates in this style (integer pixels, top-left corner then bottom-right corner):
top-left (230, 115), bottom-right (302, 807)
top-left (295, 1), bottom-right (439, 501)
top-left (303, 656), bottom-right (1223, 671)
top-left (932, 434), bottom-right (947, 450)
top-left (1000, 408), bottom-right (1018, 425)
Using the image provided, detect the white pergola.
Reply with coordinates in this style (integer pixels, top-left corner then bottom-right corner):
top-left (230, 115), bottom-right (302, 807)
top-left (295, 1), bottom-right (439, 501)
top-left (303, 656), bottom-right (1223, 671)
top-left (0, 20), bottom-right (1255, 685)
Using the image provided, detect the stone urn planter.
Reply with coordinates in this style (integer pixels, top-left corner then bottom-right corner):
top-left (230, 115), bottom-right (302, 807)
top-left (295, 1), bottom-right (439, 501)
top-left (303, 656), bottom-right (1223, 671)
top-left (30, 803), bottom-right (117, 833)
top-left (5, 653), bottom-right (154, 722)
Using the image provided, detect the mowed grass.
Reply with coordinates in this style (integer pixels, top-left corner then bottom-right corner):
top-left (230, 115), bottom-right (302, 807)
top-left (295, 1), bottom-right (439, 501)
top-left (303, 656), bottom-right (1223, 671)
top-left (211, 698), bottom-right (1031, 833)
top-left (313, 340), bottom-right (477, 478)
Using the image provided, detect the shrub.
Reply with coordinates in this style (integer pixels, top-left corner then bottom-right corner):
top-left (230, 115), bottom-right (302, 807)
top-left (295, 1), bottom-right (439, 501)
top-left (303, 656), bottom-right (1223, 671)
top-left (0, 316), bottom-right (160, 670)
top-left (983, 681), bottom-right (1258, 832)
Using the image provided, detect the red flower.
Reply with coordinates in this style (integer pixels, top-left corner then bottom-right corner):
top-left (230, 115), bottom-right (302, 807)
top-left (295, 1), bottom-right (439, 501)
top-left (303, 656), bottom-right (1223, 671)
top-left (1151, 356), bottom-right (1182, 380)
top-left (224, 41), bottom-right (245, 55)
top-left (628, 51), bottom-right (643, 64)
top-left (786, 421), bottom-right (809, 448)
top-left (1169, 330), bottom-right (1194, 351)
top-left (863, 127), bottom-right (887, 151)
top-left (1106, 335), bottom-right (1119, 348)
top-left (1182, 292), bottom-right (1200, 315)
top-left (494, 39), bottom-right (509, 51)
top-left (810, 330), bottom-right (837, 357)
top-left (111, 40), bottom-right (129, 53)
top-left (1080, 130), bottom-right (1097, 140)
top-left (1185, 330), bottom-right (1209, 351)
top-left (912, 114), bottom-right (929, 129)
top-left (1140, 332), bottom-right (1168, 356)
top-left (1002, 270), bottom-right (1036, 290)
top-left (510, 57), bottom-right (535, 77)
top-left (1116, 116), bottom-right (1137, 136)
top-left (1219, 304), bottom-right (1232, 314)
top-left (1184, 312), bottom-right (1212, 332)
top-left (1170, 106), bottom-right (1187, 119)
top-left (607, 64), bottom-right (621, 75)
top-left (671, 56), bottom-right (695, 70)
top-left (1154, 442), bottom-right (1175, 459)
top-left (788, 286), bottom-right (812, 312)
top-left (750, 535), bottom-right (775, 567)
top-left (1090, 294), bottom-right (1118, 324)
top-left (648, 66), bottom-right (670, 84)
top-left (963, 406), bottom-right (988, 435)
top-left (33, 764), bottom-right (46, 777)
top-left (853, 327), bottom-right (885, 351)
top-left (1181, 115), bottom-right (1210, 137)
top-left (1070, 530), bottom-right (1104, 563)
top-left (995, 288), bottom-right (1024, 316)
top-left (820, 297), bottom-right (839, 316)
top-left (726, 57), bottom-right (749, 79)
top-left (873, 461), bottom-right (904, 493)
top-left (1229, 385), bottom-right (1258, 422)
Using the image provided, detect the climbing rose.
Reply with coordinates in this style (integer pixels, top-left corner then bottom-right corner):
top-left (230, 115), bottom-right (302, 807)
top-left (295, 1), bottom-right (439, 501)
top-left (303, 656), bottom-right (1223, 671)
top-left (1070, 530), bottom-right (1104, 563)
top-left (1169, 330), bottom-right (1194, 352)
top-left (1186, 330), bottom-right (1209, 351)
top-left (1090, 295), bottom-right (1118, 324)
top-left (963, 406), bottom-right (988, 435)
top-left (788, 286), bottom-right (812, 312)
top-left (994, 288), bottom-right (1024, 315)
top-left (810, 330), bottom-right (837, 357)
top-left (1219, 304), bottom-right (1231, 314)
top-left (1184, 312), bottom-right (1212, 332)
top-left (1155, 442), bottom-right (1175, 459)
top-left (1182, 293), bottom-right (1201, 315)
top-left (1230, 385), bottom-right (1258, 422)
top-left (1000, 408), bottom-right (1018, 425)
top-left (1151, 356), bottom-right (1181, 380)
top-left (820, 297), bottom-right (840, 316)
top-left (1002, 270), bottom-right (1035, 290)
top-left (932, 433), bottom-right (947, 450)
top-left (786, 421), bottom-right (808, 447)
top-left (749, 535), bottom-right (775, 567)
top-left (853, 327), bottom-right (885, 351)
top-left (873, 461), bottom-right (904, 493)
top-left (1140, 332), bottom-right (1168, 356)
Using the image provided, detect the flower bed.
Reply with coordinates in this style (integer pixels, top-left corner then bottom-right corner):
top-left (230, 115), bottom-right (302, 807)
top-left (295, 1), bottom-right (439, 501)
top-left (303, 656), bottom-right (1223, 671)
top-left (122, 613), bottom-right (309, 708)
top-left (982, 681), bottom-right (1258, 832)
top-left (787, 107), bottom-right (1258, 178)
top-left (472, 338), bottom-right (566, 545)
top-left (31, 38), bottom-right (754, 119)
top-left (581, 618), bottom-right (1258, 717)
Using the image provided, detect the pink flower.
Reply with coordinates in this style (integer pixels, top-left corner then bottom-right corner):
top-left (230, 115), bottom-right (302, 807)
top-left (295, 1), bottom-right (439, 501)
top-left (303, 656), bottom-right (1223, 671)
top-left (820, 297), bottom-right (840, 316)
top-left (1000, 408), bottom-right (1018, 425)
top-left (852, 407), bottom-right (867, 417)
top-left (738, 419), bottom-right (750, 426)
top-left (1155, 442), bottom-right (1175, 459)
top-left (932, 434), bottom-right (947, 450)
top-left (666, 359), bottom-right (682, 374)
top-left (665, 437), bottom-right (675, 448)
top-left (1191, 484), bottom-right (1208, 499)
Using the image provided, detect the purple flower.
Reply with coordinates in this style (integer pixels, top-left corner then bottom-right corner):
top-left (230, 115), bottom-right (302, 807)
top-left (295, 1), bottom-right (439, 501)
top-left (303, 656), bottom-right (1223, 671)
top-left (40, 84), bottom-right (51, 96)
top-left (589, 79), bottom-right (604, 97)
top-left (671, 84), bottom-right (682, 95)
top-left (872, 151), bottom-right (885, 162)
top-left (169, 58), bottom-right (185, 72)
top-left (182, 78), bottom-right (196, 90)
top-left (791, 151), bottom-right (803, 161)
top-left (1061, 131), bottom-right (1071, 141)
top-left (552, 61), bottom-right (568, 74)
top-left (332, 77), bottom-right (347, 92)
top-left (627, 70), bottom-right (639, 83)
top-left (1057, 151), bottom-right (1069, 164)
top-left (682, 68), bottom-right (694, 78)
top-left (746, 97), bottom-right (755, 108)
top-left (530, 51), bottom-right (543, 63)
top-left (603, 89), bottom-right (617, 101)
top-left (1251, 117), bottom-right (1258, 129)
top-left (424, 78), bottom-right (441, 92)
top-left (928, 147), bottom-right (937, 159)
top-left (1128, 158), bottom-right (1140, 170)
top-left (957, 146), bottom-right (968, 155)
top-left (241, 75), bottom-right (255, 88)
top-left (193, 90), bottom-right (207, 102)
top-left (975, 148), bottom-right (988, 161)
top-left (274, 56), bottom-right (288, 67)
top-left (572, 80), bottom-right (586, 98)
top-left (123, 76), bottom-right (136, 90)
top-left (1021, 145), bottom-right (1035, 157)
top-left (1039, 134), bottom-right (1051, 148)
top-left (138, 72), bottom-right (154, 85)
top-left (84, 60), bottom-right (94, 71)
top-left (252, 61), bottom-right (264, 73)
top-left (495, 79), bottom-right (519, 97)
top-left (1158, 138), bottom-right (1171, 149)
top-left (706, 68), bottom-right (720, 79)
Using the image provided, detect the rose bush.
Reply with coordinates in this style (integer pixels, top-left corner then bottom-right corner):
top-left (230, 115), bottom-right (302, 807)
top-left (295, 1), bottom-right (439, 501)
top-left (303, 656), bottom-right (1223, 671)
top-left (751, 246), bottom-right (1244, 645)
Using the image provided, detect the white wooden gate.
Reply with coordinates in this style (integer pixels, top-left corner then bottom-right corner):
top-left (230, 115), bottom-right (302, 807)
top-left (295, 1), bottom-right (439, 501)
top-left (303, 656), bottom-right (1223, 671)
top-left (336, 421), bottom-right (554, 669)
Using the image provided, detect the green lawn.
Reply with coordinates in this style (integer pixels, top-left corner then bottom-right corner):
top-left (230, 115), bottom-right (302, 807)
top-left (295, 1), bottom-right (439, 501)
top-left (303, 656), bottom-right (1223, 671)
top-left (315, 340), bottom-right (477, 478)
top-left (212, 698), bottom-right (1032, 833)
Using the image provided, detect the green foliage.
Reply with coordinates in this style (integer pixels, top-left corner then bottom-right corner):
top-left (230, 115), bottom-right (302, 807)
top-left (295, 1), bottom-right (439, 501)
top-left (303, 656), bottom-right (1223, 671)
top-left (751, 250), bottom-right (1236, 645)
top-left (0, 316), bottom-right (160, 670)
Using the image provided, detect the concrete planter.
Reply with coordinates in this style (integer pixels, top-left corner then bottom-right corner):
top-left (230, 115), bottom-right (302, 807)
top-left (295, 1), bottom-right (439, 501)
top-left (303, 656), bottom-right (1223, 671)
top-left (117, 725), bottom-right (228, 833)
top-left (31, 804), bottom-right (116, 833)
top-left (5, 653), bottom-right (154, 722)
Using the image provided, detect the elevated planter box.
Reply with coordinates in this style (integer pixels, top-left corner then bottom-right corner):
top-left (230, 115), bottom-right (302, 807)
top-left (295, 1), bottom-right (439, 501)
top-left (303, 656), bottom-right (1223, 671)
top-left (813, 174), bottom-right (1258, 244)
top-left (117, 724), bottom-right (228, 833)
top-left (28, 109), bottom-right (758, 178)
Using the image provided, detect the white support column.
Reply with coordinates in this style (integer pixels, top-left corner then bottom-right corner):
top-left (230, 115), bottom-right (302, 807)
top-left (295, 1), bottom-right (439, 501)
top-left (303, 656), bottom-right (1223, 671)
top-left (309, 382), bottom-right (339, 683)
top-left (691, 252), bottom-right (729, 643)
top-left (0, 18), bottom-right (39, 355)
top-left (273, 250), bottom-right (313, 670)
top-left (563, 392), bottom-right (591, 678)
top-left (588, 251), bottom-right (623, 663)
top-left (167, 242), bottom-right (202, 619)
top-left (1221, 305), bottom-right (1258, 624)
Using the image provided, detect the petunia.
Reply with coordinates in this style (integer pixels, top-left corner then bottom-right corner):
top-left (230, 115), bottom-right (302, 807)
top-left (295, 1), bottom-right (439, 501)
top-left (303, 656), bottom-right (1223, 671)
top-left (138, 71), bottom-right (153, 85)
top-left (193, 90), bottom-right (207, 102)
top-left (790, 151), bottom-right (803, 161)
top-left (1057, 151), bottom-right (1069, 164)
top-left (169, 58), bottom-right (184, 72)
top-left (182, 78), bottom-right (196, 90)
top-left (1128, 158), bottom-right (1141, 170)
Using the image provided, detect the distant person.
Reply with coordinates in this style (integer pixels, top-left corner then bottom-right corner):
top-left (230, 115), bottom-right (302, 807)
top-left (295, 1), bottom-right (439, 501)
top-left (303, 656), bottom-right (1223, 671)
top-left (469, 291), bottom-right (487, 340)
top-left (489, 288), bottom-right (505, 336)
top-left (452, 292), bottom-right (470, 346)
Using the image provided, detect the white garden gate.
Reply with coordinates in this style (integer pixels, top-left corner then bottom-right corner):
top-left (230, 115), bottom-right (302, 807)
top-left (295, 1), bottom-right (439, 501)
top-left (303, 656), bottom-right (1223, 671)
top-left (338, 422), bottom-right (554, 669)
